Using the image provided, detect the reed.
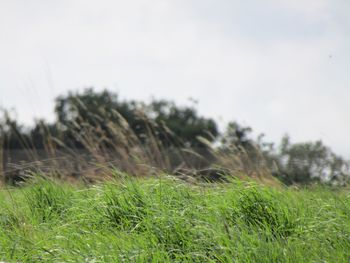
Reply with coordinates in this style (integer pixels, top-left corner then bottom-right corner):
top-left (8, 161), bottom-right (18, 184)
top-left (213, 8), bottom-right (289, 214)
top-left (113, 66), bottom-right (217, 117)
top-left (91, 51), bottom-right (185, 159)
top-left (0, 101), bottom-right (274, 185)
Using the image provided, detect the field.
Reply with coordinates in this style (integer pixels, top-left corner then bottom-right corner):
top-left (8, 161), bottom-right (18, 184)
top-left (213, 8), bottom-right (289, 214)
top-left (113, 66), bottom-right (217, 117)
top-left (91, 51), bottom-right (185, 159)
top-left (0, 174), bottom-right (349, 262)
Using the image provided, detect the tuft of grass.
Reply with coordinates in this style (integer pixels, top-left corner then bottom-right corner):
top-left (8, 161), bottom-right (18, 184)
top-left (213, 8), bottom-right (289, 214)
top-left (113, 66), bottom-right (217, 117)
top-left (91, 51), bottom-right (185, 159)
top-left (99, 180), bottom-right (149, 231)
top-left (233, 186), bottom-right (296, 238)
top-left (23, 177), bottom-right (72, 222)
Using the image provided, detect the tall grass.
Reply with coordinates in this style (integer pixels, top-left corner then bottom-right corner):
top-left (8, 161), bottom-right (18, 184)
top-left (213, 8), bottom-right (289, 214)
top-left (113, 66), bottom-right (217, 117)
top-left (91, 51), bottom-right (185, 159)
top-left (0, 103), bottom-right (276, 185)
top-left (0, 175), bottom-right (349, 262)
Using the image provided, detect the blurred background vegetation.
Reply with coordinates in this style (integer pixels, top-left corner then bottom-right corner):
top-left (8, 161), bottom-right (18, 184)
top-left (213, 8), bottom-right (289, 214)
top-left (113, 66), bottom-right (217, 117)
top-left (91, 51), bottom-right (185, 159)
top-left (1, 88), bottom-right (349, 186)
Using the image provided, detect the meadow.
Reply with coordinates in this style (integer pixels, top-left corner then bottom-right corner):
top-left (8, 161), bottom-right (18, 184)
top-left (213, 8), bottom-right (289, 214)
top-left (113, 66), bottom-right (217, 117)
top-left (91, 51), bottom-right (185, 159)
top-left (0, 173), bottom-right (350, 262)
top-left (1, 90), bottom-right (350, 262)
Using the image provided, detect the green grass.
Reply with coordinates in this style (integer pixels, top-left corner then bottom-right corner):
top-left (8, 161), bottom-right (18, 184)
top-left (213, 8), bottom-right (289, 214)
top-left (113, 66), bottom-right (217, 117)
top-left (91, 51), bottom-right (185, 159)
top-left (0, 175), bottom-right (350, 262)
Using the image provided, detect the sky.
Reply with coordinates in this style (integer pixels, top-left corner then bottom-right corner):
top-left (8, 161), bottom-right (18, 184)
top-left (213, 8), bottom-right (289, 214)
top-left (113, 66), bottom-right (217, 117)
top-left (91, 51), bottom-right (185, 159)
top-left (1, 0), bottom-right (350, 157)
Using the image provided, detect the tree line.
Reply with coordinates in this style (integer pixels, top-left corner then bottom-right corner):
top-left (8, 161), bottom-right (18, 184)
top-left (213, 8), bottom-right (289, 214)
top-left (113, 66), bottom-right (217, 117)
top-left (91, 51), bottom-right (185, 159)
top-left (1, 88), bottom-right (349, 185)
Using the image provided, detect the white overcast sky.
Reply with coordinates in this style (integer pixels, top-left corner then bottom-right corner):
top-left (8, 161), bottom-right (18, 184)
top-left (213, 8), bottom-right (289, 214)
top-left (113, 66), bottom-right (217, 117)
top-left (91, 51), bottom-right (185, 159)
top-left (1, 0), bottom-right (350, 157)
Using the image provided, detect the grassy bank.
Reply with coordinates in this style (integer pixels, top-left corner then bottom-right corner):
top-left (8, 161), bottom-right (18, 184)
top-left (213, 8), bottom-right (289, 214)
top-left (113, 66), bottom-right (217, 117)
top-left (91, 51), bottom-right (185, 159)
top-left (0, 174), bottom-right (349, 262)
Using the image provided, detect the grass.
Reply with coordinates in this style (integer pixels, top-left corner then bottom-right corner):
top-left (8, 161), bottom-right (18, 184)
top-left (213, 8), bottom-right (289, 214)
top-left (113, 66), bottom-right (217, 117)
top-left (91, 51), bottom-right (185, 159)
top-left (0, 175), bottom-right (350, 262)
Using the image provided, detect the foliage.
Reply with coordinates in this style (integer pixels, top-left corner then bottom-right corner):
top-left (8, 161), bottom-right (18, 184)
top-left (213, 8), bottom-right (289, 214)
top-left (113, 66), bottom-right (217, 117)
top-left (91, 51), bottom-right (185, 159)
top-left (275, 135), bottom-right (350, 185)
top-left (54, 88), bottom-right (218, 148)
top-left (0, 88), bottom-right (349, 185)
top-left (220, 121), bottom-right (254, 151)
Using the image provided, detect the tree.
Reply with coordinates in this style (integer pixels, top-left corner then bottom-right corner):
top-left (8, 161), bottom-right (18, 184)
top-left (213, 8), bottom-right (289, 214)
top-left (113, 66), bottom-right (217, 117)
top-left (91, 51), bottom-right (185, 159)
top-left (220, 121), bottom-right (254, 151)
top-left (147, 99), bottom-right (218, 147)
top-left (275, 135), bottom-right (350, 185)
top-left (54, 88), bottom-right (219, 148)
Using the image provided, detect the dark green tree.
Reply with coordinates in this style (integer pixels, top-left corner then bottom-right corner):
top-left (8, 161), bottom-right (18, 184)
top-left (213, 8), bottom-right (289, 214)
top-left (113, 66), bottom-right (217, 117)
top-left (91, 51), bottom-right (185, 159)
top-left (220, 121), bottom-right (254, 151)
top-left (147, 99), bottom-right (218, 147)
top-left (54, 88), bottom-right (219, 148)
